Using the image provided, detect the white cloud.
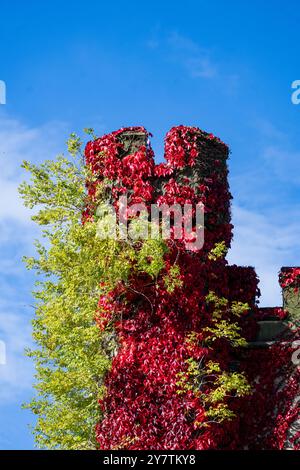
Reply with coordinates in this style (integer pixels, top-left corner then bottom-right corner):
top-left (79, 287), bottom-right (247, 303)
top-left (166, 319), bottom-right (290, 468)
top-left (185, 57), bottom-right (217, 79)
top-left (167, 32), bottom-right (218, 79)
top-left (146, 30), bottom-right (244, 94)
top-left (263, 145), bottom-right (300, 185)
top-left (228, 118), bottom-right (300, 307)
top-left (0, 113), bottom-right (67, 404)
top-left (251, 118), bottom-right (300, 186)
top-left (0, 311), bottom-right (33, 402)
top-left (254, 118), bottom-right (286, 142)
top-left (167, 32), bottom-right (218, 78)
top-left (228, 204), bottom-right (300, 307)
top-left (0, 113), bottom-right (68, 224)
top-left (146, 31), bottom-right (219, 80)
top-left (167, 32), bottom-right (200, 53)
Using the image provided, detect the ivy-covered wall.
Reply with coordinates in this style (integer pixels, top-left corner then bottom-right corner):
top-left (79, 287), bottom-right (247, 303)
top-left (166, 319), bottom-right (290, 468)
top-left (87, 127), bottom-right (300, 450)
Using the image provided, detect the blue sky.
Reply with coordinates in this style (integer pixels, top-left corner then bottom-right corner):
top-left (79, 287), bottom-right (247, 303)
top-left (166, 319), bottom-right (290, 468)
top-left (0, 0), bottom-right (300, 449)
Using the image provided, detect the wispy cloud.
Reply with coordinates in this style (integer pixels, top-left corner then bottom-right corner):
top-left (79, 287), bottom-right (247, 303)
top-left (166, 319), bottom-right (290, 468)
top-left (231, 118), bottom-right (300, 208)
top-left (147, 30), bottom-right (219, 80)
top-left (263, 145), bottom-right (300, 185)
top-left (167, 32), bottom-right (217, 79)
top-left (254, 118), bottom-right (286, 141)
top-left (253, 118), bottom-right (300, 185)
top-left (184, 57), bottom-right (217, 79)
top-left (229, 119), bottom-right (300, 306)
top-left (0, 310), bottom-right (33, 402)
top-left (0, 113), bottom-right (67, 404)
top-left (146, 30), bottom-right (243, 95)
top-left (228, 204), bottom-right (300, 306)
top-left (0, 113), bottom-right (68, 223)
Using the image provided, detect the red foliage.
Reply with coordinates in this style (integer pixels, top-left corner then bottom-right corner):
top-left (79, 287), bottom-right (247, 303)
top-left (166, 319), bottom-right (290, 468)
top-left (279, 267), bottom-right (300, 290)
top-left (255, 307), bottom-right (288, 321)
top-left (84, 126), bottom-right (299, 450)
top-left (239, 340), bottom-right (300, 449)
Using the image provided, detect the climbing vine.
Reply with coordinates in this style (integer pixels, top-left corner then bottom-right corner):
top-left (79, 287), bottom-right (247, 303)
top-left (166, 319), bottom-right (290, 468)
top-left (20, 124), bottom-right (299, 450)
